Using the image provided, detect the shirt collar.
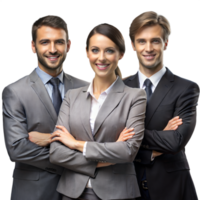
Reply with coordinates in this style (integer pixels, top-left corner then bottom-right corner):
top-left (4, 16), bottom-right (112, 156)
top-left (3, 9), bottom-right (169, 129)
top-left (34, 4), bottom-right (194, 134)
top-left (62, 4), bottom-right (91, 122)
top-left (138, 66), bottom-right (166, 88)
top-left (35, 66), bottom-right (64, 85)
top-left (87, 76), bottom-right (119, 98)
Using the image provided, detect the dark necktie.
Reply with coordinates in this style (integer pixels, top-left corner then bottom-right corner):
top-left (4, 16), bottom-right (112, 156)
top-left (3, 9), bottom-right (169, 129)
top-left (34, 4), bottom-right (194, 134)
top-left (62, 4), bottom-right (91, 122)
top-left (141, 79), bottom-right (153, 200)
top-left (144, 79), bottom-right (152, 100)
top-left (49, 78), bottom-right (62, 115)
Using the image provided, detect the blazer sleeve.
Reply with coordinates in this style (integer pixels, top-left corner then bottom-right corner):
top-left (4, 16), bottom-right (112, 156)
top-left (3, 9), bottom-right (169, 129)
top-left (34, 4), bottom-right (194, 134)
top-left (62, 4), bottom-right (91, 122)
top-left (85, 89), bottom-right (147, 163)
top-left (3, 86), bottom-right (63, 175)
top-left (134, 148), bottom-right (154, 165)
top-left (141, 82), bottom-right (199, 154)
top-left (50, 90), bottom-right (97, 178)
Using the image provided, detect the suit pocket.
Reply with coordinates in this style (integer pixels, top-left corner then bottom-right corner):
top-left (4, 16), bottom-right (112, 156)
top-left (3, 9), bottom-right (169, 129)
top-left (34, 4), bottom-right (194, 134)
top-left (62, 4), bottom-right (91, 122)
top-left (164, 159), bottom-right (190, 173)
top-left (113, 163), bottom-right (136, 175)
top-left (13, 168), bottom-right (40, 181)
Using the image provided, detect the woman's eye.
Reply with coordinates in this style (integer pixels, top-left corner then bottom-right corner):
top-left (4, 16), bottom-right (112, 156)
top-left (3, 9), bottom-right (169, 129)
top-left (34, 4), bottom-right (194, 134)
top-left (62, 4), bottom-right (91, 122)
top-left (106, 49), bottom-right (114, 53)
top-left (92, 49), bottom-right (98, 53)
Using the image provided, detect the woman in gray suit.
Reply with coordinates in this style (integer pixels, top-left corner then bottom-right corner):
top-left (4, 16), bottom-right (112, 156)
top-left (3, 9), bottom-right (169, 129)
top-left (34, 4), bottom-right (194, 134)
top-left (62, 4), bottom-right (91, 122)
top-left (50, 24), bottom-right (147, 200)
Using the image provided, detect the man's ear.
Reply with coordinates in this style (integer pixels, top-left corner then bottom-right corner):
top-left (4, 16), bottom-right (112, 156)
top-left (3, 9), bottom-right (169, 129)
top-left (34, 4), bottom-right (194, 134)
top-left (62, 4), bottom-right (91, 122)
top-left (66, 40), bottom-right (71, 52)
top-left (164, 39), bottom-right (170, 51)
top-left (31, 41), bottom-right (36, 53)
top-left (129, 40), bottom-right (135, 52)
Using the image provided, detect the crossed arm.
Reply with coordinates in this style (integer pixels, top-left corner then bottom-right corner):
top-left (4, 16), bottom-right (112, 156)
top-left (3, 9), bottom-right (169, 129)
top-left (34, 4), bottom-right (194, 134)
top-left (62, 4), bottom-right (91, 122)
top-left (29, 109), bottom-right (183, 162)
top-left (28, 113), bottom-right (183, 165)
top-left (28, 83), bottom-right (195, 166)
top-left (29, 127), bottom-right (134, 169)
top-left (29, 115), bottom-right (182, 163)
top-left (2, 86), bottom-right (63, 175)
top-left (144, 83), bottom-right (199, 153)
top-left (151, 116), bottom-right (182, 159)
top-left (135, 82), bottom-right (199, 164)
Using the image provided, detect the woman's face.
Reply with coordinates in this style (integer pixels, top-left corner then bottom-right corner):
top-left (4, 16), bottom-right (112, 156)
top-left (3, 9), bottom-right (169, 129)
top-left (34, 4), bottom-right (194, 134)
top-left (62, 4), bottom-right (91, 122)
top-left (87, 34), bottom-right (123, 79)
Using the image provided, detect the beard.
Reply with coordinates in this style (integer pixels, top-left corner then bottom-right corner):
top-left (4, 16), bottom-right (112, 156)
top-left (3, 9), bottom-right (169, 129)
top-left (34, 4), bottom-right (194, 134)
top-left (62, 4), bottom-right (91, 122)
top-left (36, 48), bottom-right (66, 72)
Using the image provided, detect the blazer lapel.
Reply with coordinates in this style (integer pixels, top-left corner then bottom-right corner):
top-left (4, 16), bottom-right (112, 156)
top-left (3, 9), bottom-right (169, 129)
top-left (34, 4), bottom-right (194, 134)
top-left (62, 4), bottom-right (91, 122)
top-left (93, 78), bottom-right (125, 137)
top-left (80, 86), bottom-right (94, 141)
top-left (29, 70), bottom-right (57, 124)
top-left (145, 68), bottom-right (175, 126)
top-left (63, 73), bottom-right (73, 94)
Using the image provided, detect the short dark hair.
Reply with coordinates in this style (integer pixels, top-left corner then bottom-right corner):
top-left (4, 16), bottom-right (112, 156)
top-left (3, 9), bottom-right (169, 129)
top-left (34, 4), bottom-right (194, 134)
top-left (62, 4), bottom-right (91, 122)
top-left (86, 23), bottom-right (125, 78)
top-left (130, 11), bottom-right (171, 43)
top-left (32, 15), bottom-right (68, 43)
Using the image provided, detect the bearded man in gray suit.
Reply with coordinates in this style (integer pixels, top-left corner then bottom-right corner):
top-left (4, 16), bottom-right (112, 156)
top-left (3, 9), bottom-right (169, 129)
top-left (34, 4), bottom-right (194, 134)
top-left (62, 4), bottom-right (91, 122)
top-left (3, 15), bottom-right (88, 200)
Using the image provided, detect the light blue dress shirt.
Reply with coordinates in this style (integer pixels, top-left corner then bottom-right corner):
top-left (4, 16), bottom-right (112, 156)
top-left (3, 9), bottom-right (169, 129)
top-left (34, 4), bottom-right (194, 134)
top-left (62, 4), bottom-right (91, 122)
top-left (35, 67), bottom-right (65, 101)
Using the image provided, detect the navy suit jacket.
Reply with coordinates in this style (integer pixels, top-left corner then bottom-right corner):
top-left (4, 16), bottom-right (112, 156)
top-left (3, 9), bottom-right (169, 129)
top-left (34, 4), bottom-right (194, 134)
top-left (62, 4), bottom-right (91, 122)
top-left (124, 68), bottom-right (199, 200)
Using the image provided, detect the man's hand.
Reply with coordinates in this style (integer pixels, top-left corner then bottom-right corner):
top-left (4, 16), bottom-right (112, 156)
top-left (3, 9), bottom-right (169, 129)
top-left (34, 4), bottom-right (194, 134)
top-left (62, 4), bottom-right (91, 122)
top-left (164, 116), bottom-right (182, 131)
top-left (117, 127), bottom-right (134, 142)
top-left (152, 150), bottom-right (163, 160)
top-left (28, 132), bottom-right (51, 147)
top-left (97, 162), bottom-right (115, 168)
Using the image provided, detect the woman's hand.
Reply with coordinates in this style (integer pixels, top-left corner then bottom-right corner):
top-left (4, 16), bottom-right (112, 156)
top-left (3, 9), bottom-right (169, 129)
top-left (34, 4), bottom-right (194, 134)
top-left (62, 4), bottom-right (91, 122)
top-left (164, 116), bottom-right (182, 131)
top-left (51, 125), bottom-right (77, 149)
top-left (117, 127), bottom-right (135, 142)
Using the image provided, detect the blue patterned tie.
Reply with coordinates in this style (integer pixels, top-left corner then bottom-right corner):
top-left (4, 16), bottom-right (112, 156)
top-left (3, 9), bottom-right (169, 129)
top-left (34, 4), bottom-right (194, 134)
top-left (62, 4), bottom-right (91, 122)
top-left (49, 78), bottom-right (62, 115)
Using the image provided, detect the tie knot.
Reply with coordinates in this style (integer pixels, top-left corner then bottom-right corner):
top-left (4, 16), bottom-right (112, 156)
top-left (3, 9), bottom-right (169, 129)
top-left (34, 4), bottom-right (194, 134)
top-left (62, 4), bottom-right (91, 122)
top-left (49, 78), bottom-right (60, 87)
top-left (144, 79), bottom-right (152, 87)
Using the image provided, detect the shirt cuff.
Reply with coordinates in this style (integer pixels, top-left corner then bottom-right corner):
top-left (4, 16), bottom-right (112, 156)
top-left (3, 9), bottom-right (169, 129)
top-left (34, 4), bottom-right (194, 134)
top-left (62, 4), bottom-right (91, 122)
top-left (83, 142), bottom-right (87, 156)
top-left (151, 151), bottom-right (155, 161)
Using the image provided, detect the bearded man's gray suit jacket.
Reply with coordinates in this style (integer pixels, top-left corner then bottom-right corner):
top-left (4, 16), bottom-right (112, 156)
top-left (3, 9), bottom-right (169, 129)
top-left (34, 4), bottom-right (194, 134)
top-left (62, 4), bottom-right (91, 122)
top-left (50, 78), bottom-right (147, 200)
top-left (3, 69), bottom-right (88, 200)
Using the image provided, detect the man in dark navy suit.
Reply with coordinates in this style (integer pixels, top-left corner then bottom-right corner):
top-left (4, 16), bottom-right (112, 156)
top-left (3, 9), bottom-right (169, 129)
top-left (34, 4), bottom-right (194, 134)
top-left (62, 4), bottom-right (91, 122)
top-left (124, 11), bottom-right (199, 200)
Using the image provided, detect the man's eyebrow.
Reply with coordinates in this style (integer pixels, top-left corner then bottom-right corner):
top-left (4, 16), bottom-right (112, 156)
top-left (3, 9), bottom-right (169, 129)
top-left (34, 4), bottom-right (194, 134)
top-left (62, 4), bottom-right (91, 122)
top-left (151, 37), bottom-right (162, 40)
top-left (136, 37), bottom-right (162, 41)
top-left (39, 39), bottom-right (66, 43)
top-left (56, 39), bottom-right (66, 42)
top-left (39, 39), bottom-right (49, 43)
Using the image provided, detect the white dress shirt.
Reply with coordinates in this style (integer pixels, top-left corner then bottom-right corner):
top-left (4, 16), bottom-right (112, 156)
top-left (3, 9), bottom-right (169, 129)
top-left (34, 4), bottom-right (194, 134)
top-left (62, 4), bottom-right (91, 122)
top-left (138, 66), bottom-right (166, 160)
top-left (138, 67), bottom-right (166, 92)
top-left (83, 76), bottom-right (119, 188)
